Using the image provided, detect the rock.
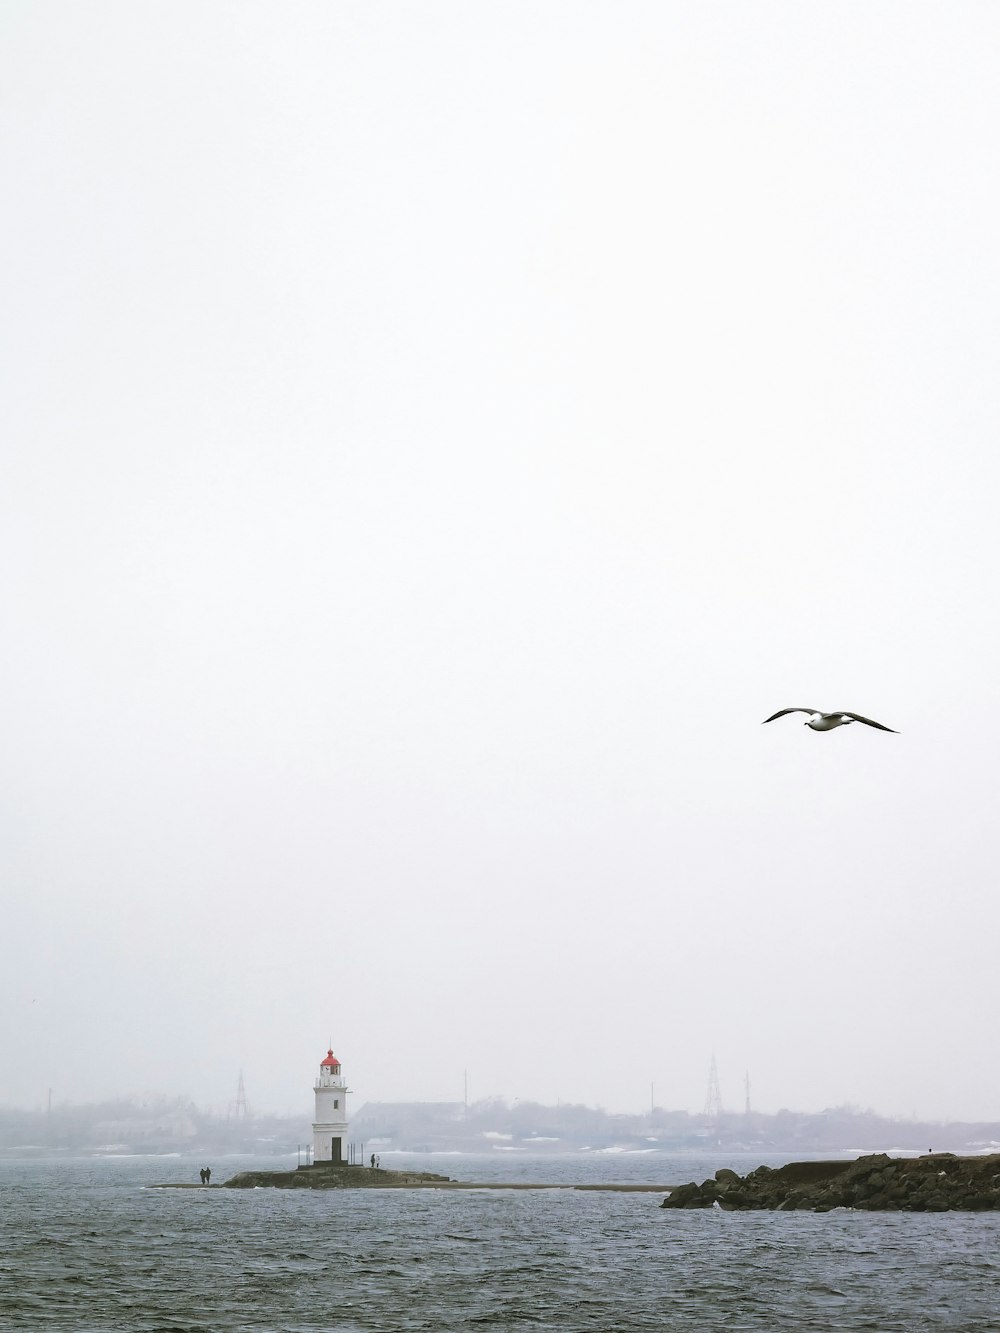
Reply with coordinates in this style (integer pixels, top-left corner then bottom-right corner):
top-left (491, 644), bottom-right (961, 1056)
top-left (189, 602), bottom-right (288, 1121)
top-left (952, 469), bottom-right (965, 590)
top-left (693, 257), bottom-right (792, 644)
top-left (660, 1182), bottom-right (714, 1209)
top-left (657, 1154), bottom-right (1000, 1212)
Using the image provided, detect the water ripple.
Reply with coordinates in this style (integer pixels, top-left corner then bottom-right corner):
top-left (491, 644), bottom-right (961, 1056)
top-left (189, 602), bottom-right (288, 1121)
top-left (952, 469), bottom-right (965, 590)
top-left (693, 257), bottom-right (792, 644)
top-left (3, 1156), bottom-right (1000, 1330)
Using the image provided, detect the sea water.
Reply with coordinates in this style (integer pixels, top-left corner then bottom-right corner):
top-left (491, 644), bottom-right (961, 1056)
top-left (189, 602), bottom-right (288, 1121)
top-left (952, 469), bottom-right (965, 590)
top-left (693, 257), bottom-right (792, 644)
top-left (2, 1152), bottom-right (999, 1331)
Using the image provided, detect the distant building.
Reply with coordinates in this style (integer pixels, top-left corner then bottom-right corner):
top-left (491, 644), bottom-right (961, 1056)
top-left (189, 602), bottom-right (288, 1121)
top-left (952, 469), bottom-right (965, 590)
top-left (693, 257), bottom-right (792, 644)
top-left (312, 1046), bottom-right (350, 1163)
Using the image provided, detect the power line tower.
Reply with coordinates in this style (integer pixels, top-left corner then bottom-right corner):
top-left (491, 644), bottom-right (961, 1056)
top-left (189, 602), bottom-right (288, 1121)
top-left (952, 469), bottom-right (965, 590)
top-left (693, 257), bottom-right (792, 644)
top-left (703, 1055), bottom-right (723, 1118)
top-left (230, 1069), bottom-right (250, 1120)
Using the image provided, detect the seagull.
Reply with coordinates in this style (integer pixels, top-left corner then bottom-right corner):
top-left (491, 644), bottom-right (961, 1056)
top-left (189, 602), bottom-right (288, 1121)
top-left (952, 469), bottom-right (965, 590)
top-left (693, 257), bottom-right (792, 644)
top-left (762, 708), bottom-right (898, 733)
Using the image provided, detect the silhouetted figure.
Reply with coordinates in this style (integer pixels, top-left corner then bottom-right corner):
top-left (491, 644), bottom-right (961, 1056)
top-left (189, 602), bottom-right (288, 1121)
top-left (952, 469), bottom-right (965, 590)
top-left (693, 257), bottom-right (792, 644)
top-left (199, 1168), bottom-right (207, 1185)
top-left (205, 1167), bottom-right (211, 1184)
top-left (370, 1153), bottom-right (376, 1169)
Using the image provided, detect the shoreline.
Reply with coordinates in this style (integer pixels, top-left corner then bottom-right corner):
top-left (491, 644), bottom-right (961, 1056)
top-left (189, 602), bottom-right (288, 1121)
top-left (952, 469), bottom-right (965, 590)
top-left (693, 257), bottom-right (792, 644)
top-left (148, 1152), bottom-right (1000, 1209)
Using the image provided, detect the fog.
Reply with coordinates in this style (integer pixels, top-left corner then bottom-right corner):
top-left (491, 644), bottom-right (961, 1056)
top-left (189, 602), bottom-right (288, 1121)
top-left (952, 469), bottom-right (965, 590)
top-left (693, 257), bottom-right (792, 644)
top-left (3, 2), bottom-right (999, 1123)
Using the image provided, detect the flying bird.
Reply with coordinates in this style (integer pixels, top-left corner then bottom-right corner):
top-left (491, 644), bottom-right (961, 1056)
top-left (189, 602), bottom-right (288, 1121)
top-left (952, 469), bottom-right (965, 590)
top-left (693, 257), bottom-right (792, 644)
top-left (762, 708), bottom-right (898, 733)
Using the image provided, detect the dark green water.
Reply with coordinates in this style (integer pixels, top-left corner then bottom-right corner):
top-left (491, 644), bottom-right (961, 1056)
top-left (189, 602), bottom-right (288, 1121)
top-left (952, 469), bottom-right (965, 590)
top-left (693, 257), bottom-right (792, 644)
top-left (3, 1153), bottom-right (999, 1330)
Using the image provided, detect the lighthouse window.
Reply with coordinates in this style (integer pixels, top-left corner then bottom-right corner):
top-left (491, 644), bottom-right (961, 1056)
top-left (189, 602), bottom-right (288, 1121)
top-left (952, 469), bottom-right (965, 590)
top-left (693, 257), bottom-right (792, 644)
top-left (334, 1100), bottom-right (339, 1108)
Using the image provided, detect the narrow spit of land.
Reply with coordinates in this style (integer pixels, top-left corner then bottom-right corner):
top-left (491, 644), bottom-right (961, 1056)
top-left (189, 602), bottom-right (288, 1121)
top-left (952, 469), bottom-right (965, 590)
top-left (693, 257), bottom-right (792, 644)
top-left (150, 1164), bottom-right (678, 1193)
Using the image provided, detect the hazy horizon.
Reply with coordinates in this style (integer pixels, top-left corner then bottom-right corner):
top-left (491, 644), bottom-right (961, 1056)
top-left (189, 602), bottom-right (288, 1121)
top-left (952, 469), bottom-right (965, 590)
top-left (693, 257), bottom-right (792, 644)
top-left (9, 1076), bottom-right (1000, 1131)
top-left (4, 3), bottom-right (1000, 1124)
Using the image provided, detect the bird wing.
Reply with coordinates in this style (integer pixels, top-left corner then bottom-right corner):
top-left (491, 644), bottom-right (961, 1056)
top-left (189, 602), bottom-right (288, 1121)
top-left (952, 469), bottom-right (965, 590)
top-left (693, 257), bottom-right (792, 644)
top-left (835, 711), bottom-right (899, 733)
top-left (762, 708), bottom-right (819, 724)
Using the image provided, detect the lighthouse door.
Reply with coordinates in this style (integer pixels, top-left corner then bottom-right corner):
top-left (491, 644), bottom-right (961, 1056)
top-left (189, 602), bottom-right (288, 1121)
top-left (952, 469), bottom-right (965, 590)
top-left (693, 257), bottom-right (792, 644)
top-left (331, 1137), bottom-right (342, 1164)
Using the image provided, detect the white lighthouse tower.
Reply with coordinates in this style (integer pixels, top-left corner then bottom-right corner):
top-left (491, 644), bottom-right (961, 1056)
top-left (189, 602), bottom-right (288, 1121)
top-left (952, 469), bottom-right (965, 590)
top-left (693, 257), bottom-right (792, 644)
top-left (312, 1046), bottom-right (350, 1164)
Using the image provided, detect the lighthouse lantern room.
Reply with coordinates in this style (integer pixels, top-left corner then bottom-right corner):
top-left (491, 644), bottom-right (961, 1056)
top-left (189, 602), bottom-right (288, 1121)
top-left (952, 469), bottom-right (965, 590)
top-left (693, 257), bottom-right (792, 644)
top-left (312, 1046), bottom-right (350, 1164)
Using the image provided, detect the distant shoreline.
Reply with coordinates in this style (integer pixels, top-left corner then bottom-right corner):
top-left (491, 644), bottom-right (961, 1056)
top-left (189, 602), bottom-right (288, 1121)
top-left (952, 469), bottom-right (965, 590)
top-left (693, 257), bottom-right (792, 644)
top-left (6, 1096), bottom-right (1000, 1161)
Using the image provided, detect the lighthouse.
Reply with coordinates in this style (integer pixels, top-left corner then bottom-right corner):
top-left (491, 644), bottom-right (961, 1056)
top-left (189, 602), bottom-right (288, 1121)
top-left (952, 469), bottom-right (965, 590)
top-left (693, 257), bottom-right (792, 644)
top-left (312, 1046), bottom-right (350, 1164)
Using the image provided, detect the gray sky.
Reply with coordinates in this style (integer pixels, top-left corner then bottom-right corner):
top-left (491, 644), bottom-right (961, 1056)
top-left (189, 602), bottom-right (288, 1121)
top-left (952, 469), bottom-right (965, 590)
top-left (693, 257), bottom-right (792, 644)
top-left (3, 1), bottom-right (999, 1123)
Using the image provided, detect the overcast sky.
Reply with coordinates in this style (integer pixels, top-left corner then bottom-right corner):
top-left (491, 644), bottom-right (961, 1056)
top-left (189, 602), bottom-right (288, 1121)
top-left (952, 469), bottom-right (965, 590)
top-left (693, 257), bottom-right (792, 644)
top-left (3, 2), bottom-right (999, 1123)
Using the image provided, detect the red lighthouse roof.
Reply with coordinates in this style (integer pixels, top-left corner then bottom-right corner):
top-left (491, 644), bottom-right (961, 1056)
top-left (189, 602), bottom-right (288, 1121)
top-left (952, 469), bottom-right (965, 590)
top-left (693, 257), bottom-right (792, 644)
top-left (320, 1048), bottom-right (340, 1068)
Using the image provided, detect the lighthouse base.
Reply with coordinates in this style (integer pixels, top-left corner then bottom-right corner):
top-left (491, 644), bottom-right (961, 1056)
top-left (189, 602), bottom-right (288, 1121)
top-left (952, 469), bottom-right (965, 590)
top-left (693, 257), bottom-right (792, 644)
top-left (219, 1163), bottom-right (455, 1189)
top-left (312, 1122), bottom-right (348, 1163)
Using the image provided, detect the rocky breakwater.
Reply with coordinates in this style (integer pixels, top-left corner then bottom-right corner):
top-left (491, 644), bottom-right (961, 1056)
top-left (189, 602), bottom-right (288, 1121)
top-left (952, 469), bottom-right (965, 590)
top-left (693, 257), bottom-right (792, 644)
top-left (661, 1153), bottom-right (1000, 1212)
top-left (223, 1163), bottom-right (454, 1189)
